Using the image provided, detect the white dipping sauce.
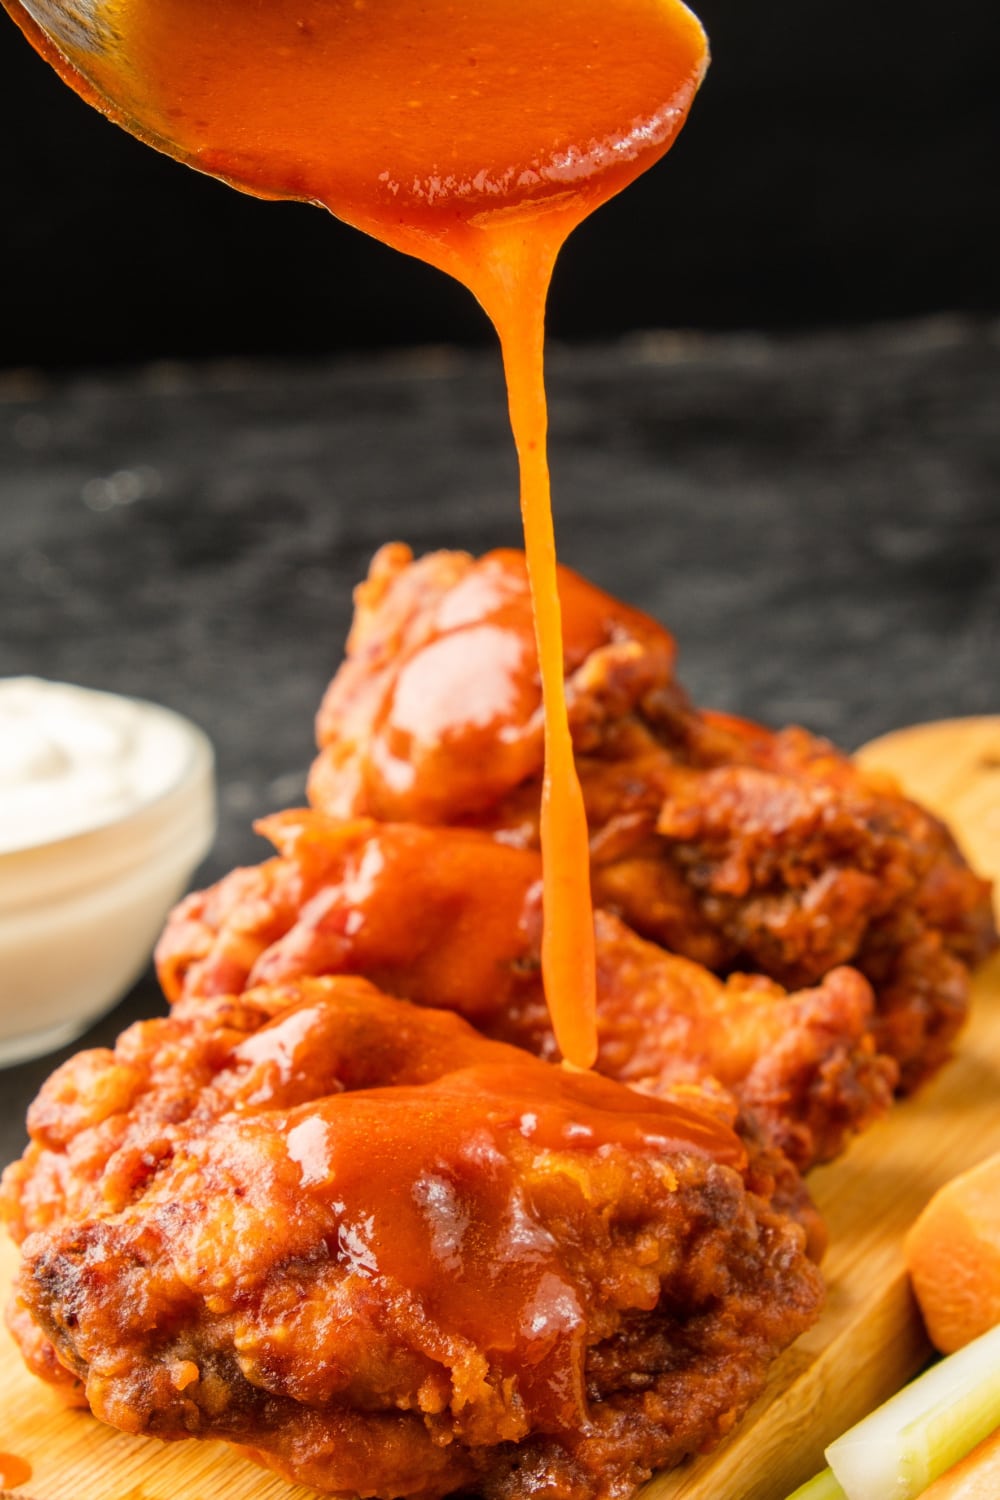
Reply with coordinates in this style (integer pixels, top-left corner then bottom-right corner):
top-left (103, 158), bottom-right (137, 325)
top-left (0, 677), bottom-right (195, 855)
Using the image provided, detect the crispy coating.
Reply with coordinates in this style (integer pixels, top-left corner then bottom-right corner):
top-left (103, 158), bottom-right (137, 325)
top-left (308, 545), bottom-right (996, 1088)
top-left (5, 541), bottom-right (991, 1500)
top-left (2, 981), bottom-right (823, 1500)
top-left (157, 811), bottom-right (896, 1170)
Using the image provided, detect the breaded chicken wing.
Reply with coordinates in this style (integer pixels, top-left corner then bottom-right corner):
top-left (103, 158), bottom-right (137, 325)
top-left (1, 981), bottom-right (823, 1500)
top-left (5, 542), bottom-right (990, 1500)
top-left (157, 811), bottom-right (895, 1170)
top-left (308, 545), bottom-right (996, 1088)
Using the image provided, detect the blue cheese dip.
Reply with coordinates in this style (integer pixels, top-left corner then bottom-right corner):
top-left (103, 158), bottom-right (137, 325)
top-left (0, 677), bottom-right (197, 855)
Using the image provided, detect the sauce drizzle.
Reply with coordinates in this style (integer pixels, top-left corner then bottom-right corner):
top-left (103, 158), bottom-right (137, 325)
top-left (5, 0), bottom-right (708, 1066)
top-left (0, 1451), bottom-right (33, 1489)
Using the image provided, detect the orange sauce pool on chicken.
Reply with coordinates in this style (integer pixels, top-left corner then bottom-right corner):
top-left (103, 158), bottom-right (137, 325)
top-left (5, 0), bottom-right (708, 1067)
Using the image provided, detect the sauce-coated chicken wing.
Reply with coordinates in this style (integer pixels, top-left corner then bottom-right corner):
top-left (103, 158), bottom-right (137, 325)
top-left (2, 982), bottom-right (822, 1500)
top-left (308, 545), bottom-right (996, 1088)
top-left (158, 811), bottom-right (896, 1170)
top-left (4, 542), bottom-right (993, 1500)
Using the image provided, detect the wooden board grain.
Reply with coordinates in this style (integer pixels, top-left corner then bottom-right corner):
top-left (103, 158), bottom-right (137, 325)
top-left (1, 717), bottom-right (998, 1500)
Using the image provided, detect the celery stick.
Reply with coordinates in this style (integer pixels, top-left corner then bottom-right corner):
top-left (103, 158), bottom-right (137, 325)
top-left (826, 1322), bottom-right (1000, 1500)
top-left (786, 1467), bottom-right (847, 1499)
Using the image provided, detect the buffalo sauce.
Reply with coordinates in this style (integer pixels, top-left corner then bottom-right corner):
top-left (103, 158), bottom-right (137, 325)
top-left (0, 1451), bottom-right (32, 1488)
top-left (252, 1055), bottom-right (743, 1430)
top-left (218, 980), bottom-right (745, 1161)
top-left (7, 0), bottom-right (708, 1067)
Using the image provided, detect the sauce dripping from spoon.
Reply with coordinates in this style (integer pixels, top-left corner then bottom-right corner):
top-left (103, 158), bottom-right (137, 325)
top-left (4, 0), bottom-right (708, 1067)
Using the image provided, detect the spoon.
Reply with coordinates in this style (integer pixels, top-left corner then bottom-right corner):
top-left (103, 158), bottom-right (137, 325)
top-left (0, 0), bottom-right (135, 135)
top-left (0, 0), bottom-right (707, 235)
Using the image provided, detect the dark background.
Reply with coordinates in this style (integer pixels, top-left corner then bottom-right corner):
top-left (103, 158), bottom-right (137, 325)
top-left (2, 0), bottom-right (999, 369)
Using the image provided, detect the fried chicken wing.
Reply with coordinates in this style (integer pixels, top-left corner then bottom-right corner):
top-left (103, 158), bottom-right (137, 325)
top-left (1, 981), bottom-right (823, 1500)
top-left (308, 541), bottom-right (678, 827)
top-left (308, 545), bottom-right (996, 1088)
top-left (5, 541), bottom-right (991, 1500)
top-left (157, 810), bottom-right (896, 1169)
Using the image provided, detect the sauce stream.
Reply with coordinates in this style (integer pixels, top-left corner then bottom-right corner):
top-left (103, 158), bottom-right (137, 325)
top-left (5, 0), bottom-right (708, 1065)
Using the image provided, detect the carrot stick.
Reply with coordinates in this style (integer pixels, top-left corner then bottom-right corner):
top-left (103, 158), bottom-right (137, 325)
top-left (904, 1152), bottom-right (1000, 1353)
top-left (919, 1426), bottom-right (1000, 1499)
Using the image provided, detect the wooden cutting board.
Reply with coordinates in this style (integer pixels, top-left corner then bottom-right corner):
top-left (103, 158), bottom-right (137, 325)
top-left (1, 716), bottom-right (998, 1500)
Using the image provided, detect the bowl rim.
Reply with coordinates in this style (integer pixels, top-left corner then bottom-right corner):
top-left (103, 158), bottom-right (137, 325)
top-left (0, 682), bottom-right (216, 865)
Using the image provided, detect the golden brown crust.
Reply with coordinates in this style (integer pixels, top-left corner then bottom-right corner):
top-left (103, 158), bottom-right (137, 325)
top-left (156, 812), bottom-right (896, 1171)
top-left (306, 547), bottom-right (996, 1088)
top-left (3, 982), bottom-right (821, 1500)
top-left (5, 544), bottom-right (993, 1500)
